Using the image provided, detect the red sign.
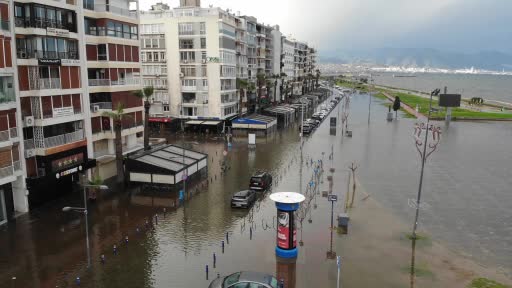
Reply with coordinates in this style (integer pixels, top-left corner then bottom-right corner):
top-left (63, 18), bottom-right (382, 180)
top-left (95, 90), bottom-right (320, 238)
top-left (149, 117), bottom-right (172, 123)
top-left (277, 210), bottom-right (290, 249)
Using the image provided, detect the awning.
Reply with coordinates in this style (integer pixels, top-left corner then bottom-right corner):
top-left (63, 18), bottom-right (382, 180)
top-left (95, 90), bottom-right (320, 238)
top-left (232, 114), bottom-right (277, 130)
top-left (202, 121), bottom-right (221, 125)
top-left (127, 145), bottom-right (208, 185)
top-left (185, 120), bottom-right (204, 125)
top-left (149, 117), bottom-right (173, 123)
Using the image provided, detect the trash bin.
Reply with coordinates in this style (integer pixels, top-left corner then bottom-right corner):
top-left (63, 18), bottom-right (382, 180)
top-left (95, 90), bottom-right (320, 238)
top-left (338, 213), bottom-right (350, 232)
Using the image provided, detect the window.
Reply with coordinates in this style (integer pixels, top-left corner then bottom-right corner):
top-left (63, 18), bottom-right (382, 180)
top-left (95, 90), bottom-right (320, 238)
top-left (98, 44), bottom-right (107, 60)
top-left (200, 38), bottom-right (206, 49)
top-left (160, 52), bottom-right (166, 61)
top-left (179, 39), bottom-right (194, 49)
top-left (180, 51), bottom-right (195, 62)
top-left (163, 105), bottom-right (169, 112)
top-left (202, 79), bottom-right (208, 87)
top-left (153, 52), bottom-right (159, 62)
top-left (181, 79), bottom-right (196, 86)
top-left (178, 23), bottom-right (193, 35)
top-left (181, 66), bottom-right (196, 77)
top-left (200, 22), bottom-right (206, 35)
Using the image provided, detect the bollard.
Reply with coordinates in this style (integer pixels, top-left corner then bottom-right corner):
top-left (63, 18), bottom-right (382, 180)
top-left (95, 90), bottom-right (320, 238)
top-left (250, 227), bottom-right (253, 240)
top-left (206, 265), bottom-right (209, 280)
top-left (100, 254), bottom-right (106, 264)
top-left (213, 253), bottom-right (216, 268)
top-left (75, 277), bottom-right (80, 286)
top-left (125, 236), bottom-right (129, 244)
top-left (226, 232), bottom-right (229, 244)
top-left (154, 214), bottom-right (158, 225)
top-left (221, 240), bottom-right (225, 253)
top-left (113, 245), bottom-right (117, 255)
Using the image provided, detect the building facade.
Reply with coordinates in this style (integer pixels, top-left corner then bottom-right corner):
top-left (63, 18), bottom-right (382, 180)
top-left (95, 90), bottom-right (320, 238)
top-left (1, 0), bottom-right (143, 223)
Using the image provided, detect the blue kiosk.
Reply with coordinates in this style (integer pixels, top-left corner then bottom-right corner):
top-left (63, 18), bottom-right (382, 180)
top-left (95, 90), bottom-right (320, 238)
top-left (270, 192), bottom-right (306, 258)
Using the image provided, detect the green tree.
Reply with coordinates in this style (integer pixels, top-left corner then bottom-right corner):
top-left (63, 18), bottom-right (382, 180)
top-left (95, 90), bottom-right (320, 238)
top-left (256, 73), bottom-right (266, 110)
top-left (102, 103), bottom-right (131, 183)
top-left (237, 78), bottom-right (248, 116)
top-left (134, 86), bottom-right (154, 150)
top-left (315, 69), bottom-right (321, 89)
top-left (393, 96), bottom-right (401, 119)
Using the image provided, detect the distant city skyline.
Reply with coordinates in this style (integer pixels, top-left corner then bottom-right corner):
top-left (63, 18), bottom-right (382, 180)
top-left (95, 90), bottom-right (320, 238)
top-left (141, 0), bottom-right (512, 54)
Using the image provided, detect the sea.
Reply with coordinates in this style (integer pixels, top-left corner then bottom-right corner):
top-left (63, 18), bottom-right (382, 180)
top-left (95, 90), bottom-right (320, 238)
top-left (373, 72), bottom-right (512, 104)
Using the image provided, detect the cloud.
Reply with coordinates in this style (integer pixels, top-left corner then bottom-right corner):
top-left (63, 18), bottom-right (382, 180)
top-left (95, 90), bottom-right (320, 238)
top-left (140, 0), bottom-right (511, 53)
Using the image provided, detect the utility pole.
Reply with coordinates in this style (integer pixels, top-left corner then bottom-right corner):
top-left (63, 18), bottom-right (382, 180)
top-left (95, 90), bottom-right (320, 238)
top-left (368, 74), bottom-right (372, 125)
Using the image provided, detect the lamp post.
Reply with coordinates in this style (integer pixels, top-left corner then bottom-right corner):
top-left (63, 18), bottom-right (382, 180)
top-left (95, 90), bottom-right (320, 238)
top-left (411, 88), bottom-right (441, 239)
top-left (63, 184), bottom-right (109, 268)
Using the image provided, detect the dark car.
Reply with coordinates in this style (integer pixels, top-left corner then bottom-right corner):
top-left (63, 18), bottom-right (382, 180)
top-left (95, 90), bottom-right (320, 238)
top-left (302, 125), bottom-right (313, 135)
top-left (249, 172), bottom-right (272, 191)
top-left (209, 271), bottom-right (279, 288)
top-left (231, 190), bottom-right (256, 208)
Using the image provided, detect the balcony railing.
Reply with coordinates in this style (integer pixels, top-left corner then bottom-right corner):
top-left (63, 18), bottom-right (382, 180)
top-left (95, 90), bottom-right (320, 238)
top-left (90, 102), bottom-right (112, 111)
top-left (84, 3), bottom-right (137, 19)
top-left (42, 106), bottom-right (81, 119)
top-left (9, 128), bottom-right (18, 139)
top-left (14, 17), bottom-right (75, 32)
top-left (94, 149), bottom-right (112, 158)
top-left (0, 130), bottom-right (9, 142)
top-left (29, 78), bottom-right (61, 90)
top-left (0, 165), bottom-right (14, 179)
top-left (42, 129), bottom-right (84, 149)
top-left (0, 20), bottom-right (9, 31)
top-left (24, 139), bottom-right (35, 150)
top-left (0, 89), bottom-right (15, 104)
top-left (17, 50), bottom-right (79, 60)
top-left (88, 78), bottom-right (140, 87)
top-left (13, 161), bottom-right (21, 171)
top-left (181, 86), bottom-right (197, 92)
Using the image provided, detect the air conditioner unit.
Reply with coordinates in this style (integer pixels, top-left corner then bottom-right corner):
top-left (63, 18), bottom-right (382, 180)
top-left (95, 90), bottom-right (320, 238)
top-left (93, 105), bottom-right (100, 112)
top-left (19, 51), bottom-right (27, 59)
top-left (25, 149), bottom-right (35, 158)
top-left (179, 72), bottom-right (185, 78)
top-left (24, 116), bottom-right (34, 127)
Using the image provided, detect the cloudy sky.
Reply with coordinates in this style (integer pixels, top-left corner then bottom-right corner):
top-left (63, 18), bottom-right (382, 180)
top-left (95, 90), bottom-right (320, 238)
top-left (140, 0), bottom-right (512, 54)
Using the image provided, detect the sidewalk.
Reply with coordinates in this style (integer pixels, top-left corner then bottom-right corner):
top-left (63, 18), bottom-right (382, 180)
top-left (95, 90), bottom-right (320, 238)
top-left (382, 91), bottom-right (426, 119)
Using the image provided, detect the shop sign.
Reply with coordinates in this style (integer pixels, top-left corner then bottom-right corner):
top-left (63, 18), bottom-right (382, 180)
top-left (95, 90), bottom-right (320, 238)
top-left (38, 58), bottom-right (61, 66)
top-left (52, 153), bottom-right (84, 172)
top-left (47, 27), bottom-right (70, 38)
top-left (56, 165), bottom-right (83, 179)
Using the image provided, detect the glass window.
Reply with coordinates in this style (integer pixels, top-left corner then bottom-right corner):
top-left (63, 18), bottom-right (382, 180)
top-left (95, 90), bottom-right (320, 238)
top-left (160, 52), bottom-right (165, 61)
top-left (223, 273), bottom-right (240, 287)
top-left (107, 21), bottom-right (116, 37)
top-left (35, 6), bottom-right (45, 19)
top-left (123, 24), bottom-right (130, 39)
top-left (115, 23), bottom-right (122, 37)
top-left (98, 44), bottom-right (107, 60)
top-left (200, 38), bottom-right (206, 49)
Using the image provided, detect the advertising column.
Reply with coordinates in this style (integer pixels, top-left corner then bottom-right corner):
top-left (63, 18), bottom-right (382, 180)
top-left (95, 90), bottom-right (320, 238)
top-left (270, 192), bottom-right (305, 259)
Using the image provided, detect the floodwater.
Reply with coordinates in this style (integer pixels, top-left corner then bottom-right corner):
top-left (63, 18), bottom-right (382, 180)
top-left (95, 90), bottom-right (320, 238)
top-left (1, 89), bottom-right (511, 287)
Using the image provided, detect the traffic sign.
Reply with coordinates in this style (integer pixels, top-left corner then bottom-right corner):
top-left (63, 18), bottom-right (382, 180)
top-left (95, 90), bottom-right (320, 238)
top-left (328, 195), bottom-right (337, 202)
top-left (337, 256), bottom-right (341, 267)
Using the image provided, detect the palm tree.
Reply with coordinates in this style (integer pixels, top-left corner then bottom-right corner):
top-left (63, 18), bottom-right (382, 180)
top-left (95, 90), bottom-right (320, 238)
top-left (103, 103), bottom-right (131, 184)
top-left (315, 69), bottom-right (321, 89)
top-left (134, 86), bottom-right (154, 151)
top-left (237, 78), bottom-right (248, 116)
top-left (279, 73), bottom-right (287, 103)
top-left (247, 82), bottom-right (256, 113)
top-left (270, 74), bottom-right (280, 103)
top-left (256, 73), bottom-right (266, 112)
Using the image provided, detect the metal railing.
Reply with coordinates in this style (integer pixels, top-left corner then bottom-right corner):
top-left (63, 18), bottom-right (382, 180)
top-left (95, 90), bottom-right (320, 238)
top-left (0, 130), bottom-right (8, 142)
top-left (29, 78), bottom-right (61, 90)
top-left (90, 102), bottom-right (112, 110)
top-left (13, 161), bottom-right (21, 171)
top-left (24, 139), bottom-right (35, 150)
top-left (17, 50), bottom-right (79, 60)
top-left (9, 128), bottom-right (18, 139)
top-left (14, 17), bottom-right (75, 32)
top-left (0, 89), bottom-right (15, 104)
top-left (0, 165), bottom-right (14, 179)
top-left (88, 79), bottom-right (111, 86)
top-left (84, 3), bottom-right (137, 19)
top-left (0, 20), bottom-right (9, 31)
top-left (111, 78), bottom-right (140, 86)
top-left (42, 129), bottom-right (84, 149)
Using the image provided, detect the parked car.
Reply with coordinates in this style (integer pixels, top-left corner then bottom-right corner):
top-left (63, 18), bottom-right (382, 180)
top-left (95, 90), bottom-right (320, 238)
top-left (302, 125), bottom-right (313, 135)
top-left (249, 172), bottom-right (273, 191)
top-left (231, 190), bottom-right (256, 208)
top-left (209, 271), bottom-right (279, 288)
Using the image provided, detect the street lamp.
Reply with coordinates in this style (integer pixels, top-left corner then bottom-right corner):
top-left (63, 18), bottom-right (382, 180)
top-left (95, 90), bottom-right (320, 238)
top-left (63, 183), bottom-right (109, 268)
top-left (411, 88), bottom-right (441, 240)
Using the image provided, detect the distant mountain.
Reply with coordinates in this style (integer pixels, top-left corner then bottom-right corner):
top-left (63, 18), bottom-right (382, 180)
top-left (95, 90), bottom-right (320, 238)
top-left (318, 48), bottom-right (512, 71)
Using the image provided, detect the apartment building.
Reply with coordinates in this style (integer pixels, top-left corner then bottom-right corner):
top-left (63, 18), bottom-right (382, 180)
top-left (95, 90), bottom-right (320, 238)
top-left (140, 1), bottom-right (316, 123)
top-left (141, 1), bottom-right (239, 122)
top-left (0, 0), bottom-right (143, 221)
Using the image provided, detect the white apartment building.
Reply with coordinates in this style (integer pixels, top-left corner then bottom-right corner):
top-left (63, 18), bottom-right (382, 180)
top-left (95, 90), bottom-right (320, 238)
top-left (141, 2), bottom-right (238, 121)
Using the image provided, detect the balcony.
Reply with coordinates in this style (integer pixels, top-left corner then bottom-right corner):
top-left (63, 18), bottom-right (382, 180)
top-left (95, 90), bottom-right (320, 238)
top-left (42, 106), bottom-right (81, 119)
top-left (83, 3), bottom-right (137, 19)
top-left (88, 78), bottom-right (140, 87)
top-left (0, 89), bottom-right (15, 104)
top-left (14, 17), bottom-right (75, 32)
top-left (90, 102), bottom-right (112, 111)
top-left (17, 50), bottom-right (79, 60)
top-left (0, 165), bottom-right (14, 179)
top-left (41, 129), bottom-right (84, 149)
top-left (181, 86), bottom-right (197, 92)
top-left (29, 78), bottom-right (61, 90)
top-left (24, 139), bottom-right (35, 150)
top-left (0, 128), bottom-right (19, 146)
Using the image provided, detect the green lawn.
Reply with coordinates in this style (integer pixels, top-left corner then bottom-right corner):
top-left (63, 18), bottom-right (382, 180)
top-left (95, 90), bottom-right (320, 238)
top-left (469, 278), bottom-right (509, 288)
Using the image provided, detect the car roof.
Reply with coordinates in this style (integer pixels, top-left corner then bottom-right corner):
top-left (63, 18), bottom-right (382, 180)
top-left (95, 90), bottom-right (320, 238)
top-left (234, 190), bottom-right (252, 196)
top-left (239, 271), bottom-right (274, 284)
top-left (251, 172), bottom-right (268, 178)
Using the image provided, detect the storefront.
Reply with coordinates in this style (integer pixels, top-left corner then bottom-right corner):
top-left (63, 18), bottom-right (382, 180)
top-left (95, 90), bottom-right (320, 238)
top-left (25, 145), bottom-right (96, 209)
top-left (0, 184), bottom-right (13, 226)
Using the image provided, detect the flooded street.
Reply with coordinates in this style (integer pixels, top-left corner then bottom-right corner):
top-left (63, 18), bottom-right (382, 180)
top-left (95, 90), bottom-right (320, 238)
top-left (1, 91), bottom-right (511, 287)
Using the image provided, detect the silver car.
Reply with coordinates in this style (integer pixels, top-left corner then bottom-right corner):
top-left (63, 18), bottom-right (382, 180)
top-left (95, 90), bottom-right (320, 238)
top-left (209, 271), bottom-right (279, 288)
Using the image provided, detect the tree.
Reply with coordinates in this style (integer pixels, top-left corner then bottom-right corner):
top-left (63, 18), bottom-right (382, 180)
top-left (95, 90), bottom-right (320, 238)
top-left (103, 103), bottom-right (131, 184)
top-left (256, 73), bottom-right (266, 111)
top-left (237, 78), bottom-right (249, 116)
top-left (271, 74), bottom-right (280, 103)
top-left (393, 96), bottom-right (401, 119)
top-left (315, 69), bottom-right (321, 89)
top-left (247, 82), bottom-right (256, 113)
top-left (134, 86), bottom-right (154, 151)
